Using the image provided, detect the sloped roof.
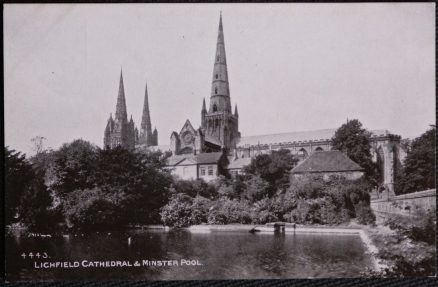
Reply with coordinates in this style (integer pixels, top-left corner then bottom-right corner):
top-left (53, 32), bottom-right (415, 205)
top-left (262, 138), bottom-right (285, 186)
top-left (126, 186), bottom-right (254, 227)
top-left (137, 144), bottom-right (171, 152)
top-left (166, 154), bottom-right (196, 166)
top-left (291, 150), bottom-right (364, 174)
top-left (238, 128), bottom-right (390, 147)
top-left (205, 135), bottom-right (222, 147)
top-left (228, 157), bottom-right (252, 169)
top-left (166, 152), bottom-right (223, 166)
top-left (196, 152), bottom-right (223, 164)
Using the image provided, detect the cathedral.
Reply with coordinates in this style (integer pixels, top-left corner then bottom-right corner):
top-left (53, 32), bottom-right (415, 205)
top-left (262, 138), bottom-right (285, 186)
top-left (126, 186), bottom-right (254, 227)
top-left (104, 71), bottom-right (158, 150)
top-left (164, 14), bottom-right (405, 194)
top-left (104, 14), bottom-right (405, 194)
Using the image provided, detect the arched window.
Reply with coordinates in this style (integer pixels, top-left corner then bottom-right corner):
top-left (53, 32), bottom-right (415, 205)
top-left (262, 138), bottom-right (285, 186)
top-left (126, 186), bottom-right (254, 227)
top-left (299, 148), bottom-right (308, 158)
top-left (215, 74), bottom-right (218, 79)
top-left (213, 104), bottom-right (218, 112)
top-left (215, 87), bottom-right (218, 94)
top-left (217, 56), bottom-right (220, 62)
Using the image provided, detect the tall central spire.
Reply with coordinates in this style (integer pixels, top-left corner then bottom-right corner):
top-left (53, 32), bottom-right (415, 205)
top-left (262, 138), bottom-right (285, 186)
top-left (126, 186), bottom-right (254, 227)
top-left (115, 69), bottom-right (128, 121)
top-left (210, 12), bottom-right (231, 113)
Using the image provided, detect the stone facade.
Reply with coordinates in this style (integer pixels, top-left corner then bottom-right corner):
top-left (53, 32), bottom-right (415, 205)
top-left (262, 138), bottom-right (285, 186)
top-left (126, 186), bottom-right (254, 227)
top-left (104, 71), bottom-right (158, 150)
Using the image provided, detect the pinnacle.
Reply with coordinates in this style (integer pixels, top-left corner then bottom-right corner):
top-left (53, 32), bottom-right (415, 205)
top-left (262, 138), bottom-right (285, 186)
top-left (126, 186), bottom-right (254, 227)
top-left (141, 81), bottom-right (152, 134)
top-left (202, 98), bottom-right (207, 111)
top-left (115, 69), bottom-right (128, 121)
top-left (219, 12), bottom-right (223, 31)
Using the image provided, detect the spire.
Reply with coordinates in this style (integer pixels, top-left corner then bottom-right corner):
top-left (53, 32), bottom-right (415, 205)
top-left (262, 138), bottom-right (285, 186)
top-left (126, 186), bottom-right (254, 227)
top-left (234, 104), bottom-right (238, 117)
top-left (141, 82), bottom-right (152, 134)
top-left (210, 12), bottom-right (231, 112)
top-left (138, 81), bottom-right (154, 146)
top-left (115, 69), bottom-right (128, 121)
top-left (202, 98), bottom-right (207, 112)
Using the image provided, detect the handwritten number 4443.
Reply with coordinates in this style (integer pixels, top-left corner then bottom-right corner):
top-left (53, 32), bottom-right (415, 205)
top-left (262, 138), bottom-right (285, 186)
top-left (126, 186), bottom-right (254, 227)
top-left (21, 252), bottom-right (49, 259)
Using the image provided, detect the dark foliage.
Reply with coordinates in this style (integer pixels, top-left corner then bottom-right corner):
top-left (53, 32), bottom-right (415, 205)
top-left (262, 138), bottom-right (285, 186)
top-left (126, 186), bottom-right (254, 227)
top-left (331, 119), bottom-right (380, 185)
top-left (384, 208), bottom-right (436, 245)
top-left (244, 149), bottom-right (298, 191)
top-left (51, 139), bottom-right (99, 197)
top-left (396, 127), bottom-right (436, 194)
top-left (4, 147), bottom-right (54, 231)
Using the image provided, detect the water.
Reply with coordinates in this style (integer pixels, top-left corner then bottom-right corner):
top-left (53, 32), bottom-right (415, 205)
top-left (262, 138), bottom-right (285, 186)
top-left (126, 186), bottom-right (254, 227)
top-left (5, 229), bottom-right (374, 281)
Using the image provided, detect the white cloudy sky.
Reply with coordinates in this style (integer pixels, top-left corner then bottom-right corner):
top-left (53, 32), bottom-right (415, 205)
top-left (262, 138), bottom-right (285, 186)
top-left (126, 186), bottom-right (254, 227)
top-left (4, 3), bottom-right (435, 155)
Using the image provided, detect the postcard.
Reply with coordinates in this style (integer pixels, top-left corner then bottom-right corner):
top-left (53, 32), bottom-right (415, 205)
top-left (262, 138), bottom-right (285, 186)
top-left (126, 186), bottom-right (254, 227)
top-left (3, 3), bottom-right (436, 281)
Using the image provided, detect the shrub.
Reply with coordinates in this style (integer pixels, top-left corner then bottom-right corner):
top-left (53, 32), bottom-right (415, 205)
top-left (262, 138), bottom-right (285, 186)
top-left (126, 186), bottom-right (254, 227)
top-left (354, 201), bottom-right (376, 225)
top-left (207, 198), bottom-right (252, 224)
top-left (190, 196), bottom-right (213, 225)
top-left (66, 199), bottom-right (123, 231)
top-left (384, 208), bottom-right (436, 245)
top-left (159, 193), bottom-right (193, 228)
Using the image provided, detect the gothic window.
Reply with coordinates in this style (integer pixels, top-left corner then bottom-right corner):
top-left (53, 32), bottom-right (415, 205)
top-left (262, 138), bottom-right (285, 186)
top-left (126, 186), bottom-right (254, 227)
top-left (215, 87), bottom-right (218, 94)
top-left (213, 104), bottom-right (218, 112)
top-left (217, 56), bottom-right (220, 62)
top-left (215, 74), bottom-right (218, 79)
top-left (299, 148), bottom-right (308, 158)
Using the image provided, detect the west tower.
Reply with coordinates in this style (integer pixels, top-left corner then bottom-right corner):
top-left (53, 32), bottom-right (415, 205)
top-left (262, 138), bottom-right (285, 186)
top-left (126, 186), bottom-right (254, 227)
top-left (104, 70), bottom-right (136, 149)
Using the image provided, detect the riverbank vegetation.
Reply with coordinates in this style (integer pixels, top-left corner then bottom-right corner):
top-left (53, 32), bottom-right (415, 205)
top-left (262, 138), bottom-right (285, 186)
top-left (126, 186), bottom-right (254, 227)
top-left (363, 208), bottom-right (436, 277)
top-left (160, 175), bottom-right (376, 227)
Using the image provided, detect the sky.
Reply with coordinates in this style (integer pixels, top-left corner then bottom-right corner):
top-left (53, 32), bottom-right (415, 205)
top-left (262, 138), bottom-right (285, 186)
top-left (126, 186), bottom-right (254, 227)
top-left (4, 3), bottom-right (435, 155)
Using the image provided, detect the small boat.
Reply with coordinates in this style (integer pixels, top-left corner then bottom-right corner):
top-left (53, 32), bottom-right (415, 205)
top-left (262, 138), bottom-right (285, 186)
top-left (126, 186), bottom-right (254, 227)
top-left (249, 227), bottom-right (261, 233)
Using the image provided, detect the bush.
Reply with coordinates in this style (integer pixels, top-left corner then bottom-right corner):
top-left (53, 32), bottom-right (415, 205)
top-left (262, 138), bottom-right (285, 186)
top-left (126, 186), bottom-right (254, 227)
top-left (354, 202), bottom-right (376, 225)
top-left (252, 198), bottom-right (279, 224)
top-left (384, 208), bottom-right (436, 245)
top-left (190, 195), bottom-right (213, 225)
top-left (62, 188), bottom-right (125, 231)
top-left (159, 193), bottom-right (193, 228)
top-left (207, 198), bottom-right (252, 225)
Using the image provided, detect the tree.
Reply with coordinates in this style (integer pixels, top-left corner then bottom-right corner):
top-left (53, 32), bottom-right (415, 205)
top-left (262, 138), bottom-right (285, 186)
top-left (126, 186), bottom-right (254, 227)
top-left (396, 127), bottom-right (435, 194)
top-left (93, 147), bottom-right (173, 224)
top-left (5, 147), bottom-right (35, 224)
top-left (30, 136), bottom-right (46, 155)
top-left (51, 139), bottom-right (99, 197)
top-left (4, 147), bottom-right (54, 230)
top-left (63, 188), bottom-right (124, 231)
top-left (19, 169), bottom-right (56, 232)
top-left (244, 149), bottom-right (298, 190)
top-left (331, 119), bottom-right (380, 185)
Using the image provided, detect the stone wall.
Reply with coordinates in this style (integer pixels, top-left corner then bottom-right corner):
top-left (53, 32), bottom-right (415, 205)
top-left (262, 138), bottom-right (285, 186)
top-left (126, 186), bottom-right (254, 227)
top-left (370, 189), bottom-right (436, 220)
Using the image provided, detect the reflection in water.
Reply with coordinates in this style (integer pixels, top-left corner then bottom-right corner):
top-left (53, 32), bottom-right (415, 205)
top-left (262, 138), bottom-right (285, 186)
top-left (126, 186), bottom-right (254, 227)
top-left (6, 230), bottom-right (373, 281)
